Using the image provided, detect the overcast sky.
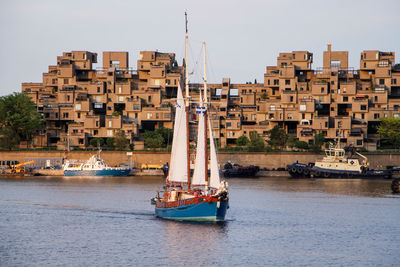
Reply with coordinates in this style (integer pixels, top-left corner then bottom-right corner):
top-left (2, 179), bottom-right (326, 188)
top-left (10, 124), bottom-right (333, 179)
top-left (0, 0), bottom-right (399, 96)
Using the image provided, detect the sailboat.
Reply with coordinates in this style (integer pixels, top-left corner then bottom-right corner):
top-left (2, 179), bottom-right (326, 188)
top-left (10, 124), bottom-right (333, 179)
top-left (151, 13), bottom-right (229, 221)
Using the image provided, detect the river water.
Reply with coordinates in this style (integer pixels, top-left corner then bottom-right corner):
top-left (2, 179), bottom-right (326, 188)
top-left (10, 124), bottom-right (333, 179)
top-left (0, 176), bottom-right (399, 266)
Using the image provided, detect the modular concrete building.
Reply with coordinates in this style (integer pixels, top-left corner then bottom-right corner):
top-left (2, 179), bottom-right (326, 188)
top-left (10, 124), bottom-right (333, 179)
top-left (22, 45), bottom-right (400, 150)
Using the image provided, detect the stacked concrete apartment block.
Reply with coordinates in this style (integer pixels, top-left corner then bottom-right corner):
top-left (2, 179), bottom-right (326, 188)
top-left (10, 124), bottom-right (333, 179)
top-left (22, 45), bottom-right (400, 150)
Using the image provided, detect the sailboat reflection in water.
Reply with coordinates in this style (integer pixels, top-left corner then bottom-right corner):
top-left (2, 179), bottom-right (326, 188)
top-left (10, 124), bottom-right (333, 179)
top-left (151, 14), bottom-right (229, 221)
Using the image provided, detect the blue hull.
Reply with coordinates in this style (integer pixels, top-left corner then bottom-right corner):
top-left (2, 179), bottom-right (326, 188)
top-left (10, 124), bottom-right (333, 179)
top-left (64, 169), bottom-right (130, 176)
top-left (155, 200), bottom-right (229, 221)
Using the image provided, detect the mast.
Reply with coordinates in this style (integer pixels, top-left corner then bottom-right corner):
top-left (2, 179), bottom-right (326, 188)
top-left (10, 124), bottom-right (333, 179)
top-left (185, 12), bottom-right (191, 189)
top-left (203, 41), bottom-right (209, 192)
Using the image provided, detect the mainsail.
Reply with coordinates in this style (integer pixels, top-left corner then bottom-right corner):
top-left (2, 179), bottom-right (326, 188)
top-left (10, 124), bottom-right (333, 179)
top-left (168, 84), bottom-right (188, 183)
top-left (192, 92), bottom-right (206, 186)
top-left (208, 118), bottom-right (221, 189)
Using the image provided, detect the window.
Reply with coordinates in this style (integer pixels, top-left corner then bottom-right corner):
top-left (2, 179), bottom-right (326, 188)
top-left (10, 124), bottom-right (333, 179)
top-left (287, 113), bottom-right (293, 119)
top-left (118, 96), bottom-right (124, 102)
top-left (379, 79), bottom-right (384, 85)
top-left (285, 80), bottom-right (290, 85)
top-left (118, 87), bottom-right (122, 94)
top-left (325, 122), bottom-right (328, 128)
top-left (356, 139), bottom-right (363, 146)
top-left (226, 122), bottom-right (232, 128)
top-left (108, 121), bottom-right (112, 127)
top-left (392, 79), bottom-right (397, 85)
top-left (63, 113), bottom-right (69, 118)
top-left (361, 114), bottom-right (365, 119)
top-left (270, 105), bottom-right (276, 111)
top-left (95, 96), bottom-right (102, 102)
top-left (338, 121), bottom-right (342, 128)
top-left (94, 130), bottom-right (98, 135)
top-left (374, 96), bottom-right (378, 102)
top-left (302, 114), bottom-right (305, 119)
top-left (300, 105), bottom-right (306, 111)
top-left (107, 130), bottom-right (113, 137)
top-left (213, 122), bottom-right (218, 128)
top-left (96, 121), bottom-right (99, 127)
top-left (97, 87), bottom-right (101, 93)
top-left (343, 96), bottom-right (348, 102)
top-left (147, 113), bottom-right (153, 119)
top-left (267, 80), bottom-right (270, 85)
top-left (67, 95), bottom-right (70, 101)
top-left (361, 105), bottom-right (367, 110)
top-left (374, 113), bottom-right (380, 119)
top-left (77, 113), bottom-right (81, 119)
top-left (251, 114), bottom-right (257, 120)
top-left (75, 104), bottom-right (81, 111)
top-left (274, 79), bottom-right (279, 85)
top-left (321, 87), bottom-right (325, 93)
top-left (64, 79), bottom-right (69, 85)
top-left (148, 96), bottom-right (152, 102)
top-left (290, 96), bottom-right (293, 102)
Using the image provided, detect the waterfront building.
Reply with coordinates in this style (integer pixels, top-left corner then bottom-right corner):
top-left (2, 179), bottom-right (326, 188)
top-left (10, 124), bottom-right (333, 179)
top-left (22, 45), bottom-right (400, 150)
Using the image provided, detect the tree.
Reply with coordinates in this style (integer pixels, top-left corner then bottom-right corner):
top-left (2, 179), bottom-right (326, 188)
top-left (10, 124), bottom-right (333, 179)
top-left (114, 130), bottom-right (129, 150)
top-left (267, 125), bottom-right (287, 149)
top-left (247, 132), bottom-right (265, 152)
top-left (310, 133), bottom-right (325, 153)
top-left (286, 135), bottom-right (296, 150)
top-left (107, 137), bottom-right (115, 148)
top-left (236, 135), bottom-right (250, 147)
top-left (295, 140), bottom-right (309, 150)
top-left (143, 130), bottom-right (164, 149)
top-left (154, 127), bottom-right (173, 145)
top-left (377, 117), bottom-right (400, 149)
top-left (90, 138), bottom-right (104, 148)
top-left (0, 93), bottom-right (42, 149)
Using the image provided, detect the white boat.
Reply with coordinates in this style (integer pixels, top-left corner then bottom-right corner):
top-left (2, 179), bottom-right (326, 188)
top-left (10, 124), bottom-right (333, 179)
top-left (63, 150), bottom-right (131, 176)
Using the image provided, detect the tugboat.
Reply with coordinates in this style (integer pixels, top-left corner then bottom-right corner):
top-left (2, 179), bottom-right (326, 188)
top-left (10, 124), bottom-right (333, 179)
top-left (222, 161), bottom-right (260, 178)
top-left (287, 140), bottom-right (392, 179)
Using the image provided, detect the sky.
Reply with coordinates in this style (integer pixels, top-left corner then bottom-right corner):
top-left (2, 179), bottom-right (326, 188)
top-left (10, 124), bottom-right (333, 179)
top-left (0, 0), bottom-right (399, 96)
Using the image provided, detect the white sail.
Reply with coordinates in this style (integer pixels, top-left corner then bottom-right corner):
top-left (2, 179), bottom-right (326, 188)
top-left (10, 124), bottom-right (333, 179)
top-left (208, 118), bottom-right (221, 189)
top-left (192, 92), bottom-right (206, 186)
top-left (168, 84), bottom-right (188, 183)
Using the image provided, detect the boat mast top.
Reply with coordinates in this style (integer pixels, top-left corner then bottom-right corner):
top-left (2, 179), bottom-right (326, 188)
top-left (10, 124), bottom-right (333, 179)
top-left (202, 41), bottom-right (208, 104)
top-left (184, 12), bottom-right (190, 107)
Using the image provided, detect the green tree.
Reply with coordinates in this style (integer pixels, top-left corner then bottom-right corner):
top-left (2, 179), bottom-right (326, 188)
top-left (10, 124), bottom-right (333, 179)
top-left (154, 127), bottom-right (173, 145)
top-left (114, 130), bottom-right (129, 150)
top-left (377, 117), bottom-right (400, 149)
top-left (286, 135), bottom-right (296, 150)
top-left (143, 130), bottom-right (164, 149)
top-left (107, 137), bottom-right (115, 148)
top-left (247, 132), bottom-right (265, 152)
top-left (0, 93), bottom-right (42, 149)
top-left (236, 135), bottom-right (250, 147)
top-left (267, 125), bottom-right (287, 149)
top-left (294, 140), bottom-right (309, 150)
top-left (90, 138), bottom-right (104, 148)
top-left (310, 133), bottom-right (325, 153)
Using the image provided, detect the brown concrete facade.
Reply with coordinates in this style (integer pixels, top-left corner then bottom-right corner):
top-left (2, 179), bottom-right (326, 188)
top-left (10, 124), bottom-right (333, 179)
top-left (21, 45), bottom-right (400, 150)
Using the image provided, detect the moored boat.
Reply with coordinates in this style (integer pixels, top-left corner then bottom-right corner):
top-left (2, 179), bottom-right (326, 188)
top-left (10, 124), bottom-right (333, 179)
top-left (287, 141), bottom-right (392, 179)
top-left (63, 150), bottom-right (131, 176)
top-left (152, 14), bottom-right (229, 221)
top-left (222, 161), bottom-right (260, 178)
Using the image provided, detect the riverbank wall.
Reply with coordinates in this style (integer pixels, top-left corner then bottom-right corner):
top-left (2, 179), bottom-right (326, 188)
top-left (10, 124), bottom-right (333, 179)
top-left (1, 151), bottom-right (399, 169)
